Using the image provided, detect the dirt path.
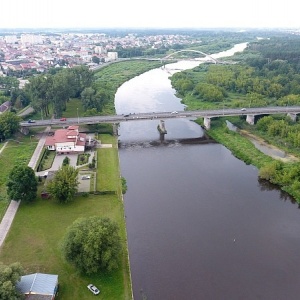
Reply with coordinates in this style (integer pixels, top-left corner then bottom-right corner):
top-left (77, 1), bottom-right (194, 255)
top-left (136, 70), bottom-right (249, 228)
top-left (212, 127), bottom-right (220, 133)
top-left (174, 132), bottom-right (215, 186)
top-left (239, 130), bottom-right (299, 162)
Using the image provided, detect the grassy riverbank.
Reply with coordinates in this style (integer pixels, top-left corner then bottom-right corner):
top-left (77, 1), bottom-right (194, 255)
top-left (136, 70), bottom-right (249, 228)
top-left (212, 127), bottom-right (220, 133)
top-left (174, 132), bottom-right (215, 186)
top-left (0, 134), bottom-right (132, 300)
top-left (196, 118), bottom-right (275, 168)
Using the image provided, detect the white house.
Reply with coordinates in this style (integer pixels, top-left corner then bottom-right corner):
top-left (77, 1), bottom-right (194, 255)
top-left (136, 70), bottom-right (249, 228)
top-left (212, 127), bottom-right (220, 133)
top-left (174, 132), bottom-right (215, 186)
top-left (44, 125), bottom-right (86, 154)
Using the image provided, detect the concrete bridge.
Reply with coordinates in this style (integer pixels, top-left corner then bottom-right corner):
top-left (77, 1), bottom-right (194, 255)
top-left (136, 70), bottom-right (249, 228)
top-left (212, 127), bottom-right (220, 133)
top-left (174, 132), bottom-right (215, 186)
top-left (20, 106), bottom-right (300, 132)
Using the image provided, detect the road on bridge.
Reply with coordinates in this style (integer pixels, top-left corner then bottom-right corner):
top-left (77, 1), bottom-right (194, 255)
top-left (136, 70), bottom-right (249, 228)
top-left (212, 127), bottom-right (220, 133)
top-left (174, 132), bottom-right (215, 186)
top-left (20, 106), bottom-right (300, 128)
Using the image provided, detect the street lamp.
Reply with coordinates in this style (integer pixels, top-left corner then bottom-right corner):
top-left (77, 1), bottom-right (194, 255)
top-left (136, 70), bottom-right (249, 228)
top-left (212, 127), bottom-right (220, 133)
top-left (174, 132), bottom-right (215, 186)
top-left (77, 108), bottom-right (79, 124)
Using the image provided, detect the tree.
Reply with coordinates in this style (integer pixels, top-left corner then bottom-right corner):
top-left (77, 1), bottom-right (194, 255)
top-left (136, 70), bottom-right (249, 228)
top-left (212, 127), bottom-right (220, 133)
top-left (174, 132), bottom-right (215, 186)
top-left (7, 165), bottom-right (38, 202)
top-left (0, 112), bottom-right (20, 142)
top-left (62, 217), bottom-right (122, 274)
top-left (47, 165), bottom-right (79, 203)
top-left (0, 262), bottom-right (24, 300)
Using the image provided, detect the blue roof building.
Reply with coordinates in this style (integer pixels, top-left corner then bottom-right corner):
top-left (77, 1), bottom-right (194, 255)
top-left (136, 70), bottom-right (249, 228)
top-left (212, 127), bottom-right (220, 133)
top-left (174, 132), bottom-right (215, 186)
top-left (16, 273), bottom-right (58, 300)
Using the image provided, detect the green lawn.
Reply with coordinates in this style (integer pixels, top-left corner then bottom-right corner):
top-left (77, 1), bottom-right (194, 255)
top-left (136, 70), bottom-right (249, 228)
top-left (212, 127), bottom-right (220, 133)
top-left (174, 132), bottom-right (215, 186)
top-left (0, 135), bottom-right (132, 300)
top-left (0, 138), bottom-right (37, 219)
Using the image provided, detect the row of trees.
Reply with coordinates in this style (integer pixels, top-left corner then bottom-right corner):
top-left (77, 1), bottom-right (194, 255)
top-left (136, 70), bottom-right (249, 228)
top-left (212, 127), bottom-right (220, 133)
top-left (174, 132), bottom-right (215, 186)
top-left (24, 66), bottom-right (94, 118)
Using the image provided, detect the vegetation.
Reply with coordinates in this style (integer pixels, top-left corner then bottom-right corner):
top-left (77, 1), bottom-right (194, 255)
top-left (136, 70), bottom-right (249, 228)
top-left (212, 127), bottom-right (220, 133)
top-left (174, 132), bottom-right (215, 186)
top-left (0, 135), bottom-right (131, 299)
top-left (6, 165), bottom-right (38, 203)
top-left (170, 34), bottom-right (300, 202)
top-left (0, 138), bottom-right (36, 218)
top-left (0, 262), bottom-right (24, 300)
top-left (121, 177), bottom-right (127, 194)
top-left (0, 112), bottom-right (21, 142)
top-left (62, 216), bottom-right (122, 274)
top-left (47, 165), bottom-right (79, 203)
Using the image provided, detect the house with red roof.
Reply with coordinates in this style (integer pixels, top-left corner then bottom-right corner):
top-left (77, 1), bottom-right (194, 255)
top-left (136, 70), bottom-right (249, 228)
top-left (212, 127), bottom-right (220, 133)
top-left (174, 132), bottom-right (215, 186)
top-left (44, 125), bottom-right (86, 154)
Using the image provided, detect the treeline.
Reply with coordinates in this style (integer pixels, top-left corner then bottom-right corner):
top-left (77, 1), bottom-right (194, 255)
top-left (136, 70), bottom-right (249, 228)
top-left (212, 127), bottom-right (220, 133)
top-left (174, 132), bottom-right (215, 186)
top-left (170, 35), bottom-right (300, 109)
top-left (23, 66), bottom-right (98, 118)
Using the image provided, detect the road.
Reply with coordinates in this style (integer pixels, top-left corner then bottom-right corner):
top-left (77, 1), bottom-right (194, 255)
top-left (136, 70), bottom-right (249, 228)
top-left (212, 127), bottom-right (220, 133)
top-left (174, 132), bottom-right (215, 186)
top-left (20, 106), bottom-right (300, 127)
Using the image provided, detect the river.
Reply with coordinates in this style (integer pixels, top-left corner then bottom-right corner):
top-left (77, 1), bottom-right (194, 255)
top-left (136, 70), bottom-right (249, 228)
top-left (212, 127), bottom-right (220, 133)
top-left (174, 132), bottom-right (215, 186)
top-left (115, 44), bottom-right (300, 300)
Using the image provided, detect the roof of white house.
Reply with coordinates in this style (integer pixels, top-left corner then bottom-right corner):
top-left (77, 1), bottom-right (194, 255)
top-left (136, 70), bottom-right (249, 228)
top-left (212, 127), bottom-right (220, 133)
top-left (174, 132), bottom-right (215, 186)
top-left (44, 125), bottom-right (86, 147)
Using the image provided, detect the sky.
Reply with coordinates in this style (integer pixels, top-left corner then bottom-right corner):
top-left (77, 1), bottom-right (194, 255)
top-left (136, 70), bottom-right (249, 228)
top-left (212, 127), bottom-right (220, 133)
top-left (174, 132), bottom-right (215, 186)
top-left (0, 0), bottom-right (299, 29)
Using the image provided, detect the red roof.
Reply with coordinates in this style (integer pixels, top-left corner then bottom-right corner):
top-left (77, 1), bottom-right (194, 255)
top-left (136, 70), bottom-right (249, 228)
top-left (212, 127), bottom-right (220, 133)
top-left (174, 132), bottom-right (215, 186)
top-left (45, 127), bottom-right (86, 147)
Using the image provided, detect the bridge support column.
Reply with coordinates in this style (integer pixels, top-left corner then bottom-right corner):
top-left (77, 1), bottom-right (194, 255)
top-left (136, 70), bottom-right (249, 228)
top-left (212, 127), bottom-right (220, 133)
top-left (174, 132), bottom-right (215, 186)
top-left (287, 113), bottom-right (297, 122)
top-left (20, 127), bottom-right (29, 135)
top-left (158, 120), bottom-right (167, 141)
top-left (204, 117), bottom-right (211, 130)
top-left (113, 123), bottom-right (119, 136)
top-left (246, 114), bottom-right (255, 125)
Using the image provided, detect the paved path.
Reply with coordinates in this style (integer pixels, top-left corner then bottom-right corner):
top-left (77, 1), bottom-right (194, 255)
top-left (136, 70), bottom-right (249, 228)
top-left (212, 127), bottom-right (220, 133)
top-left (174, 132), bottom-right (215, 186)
top-left (0, 127), bottom-right (50, 248)
top-left (28, 126), bottom-right (51, 170)
top-left (0, 200), bottom-right (20, 247)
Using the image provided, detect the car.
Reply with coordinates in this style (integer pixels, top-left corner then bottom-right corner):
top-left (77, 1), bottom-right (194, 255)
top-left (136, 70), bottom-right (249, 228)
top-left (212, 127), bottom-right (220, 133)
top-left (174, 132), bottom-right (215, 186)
top-left (240, 108), bottom-right (246, 111)
top-left (81, 175), bottom-right (91, 180)
top-left (87, 284), bottom-right (100, 295)
top-left (124, 114), bottom-right (130, 117)
top-left (171, 111), bottom-right (178, 114)
top-left (60, 117), bottom-right (67, 121)
top-left (28, 119), bottom-right (36, 123)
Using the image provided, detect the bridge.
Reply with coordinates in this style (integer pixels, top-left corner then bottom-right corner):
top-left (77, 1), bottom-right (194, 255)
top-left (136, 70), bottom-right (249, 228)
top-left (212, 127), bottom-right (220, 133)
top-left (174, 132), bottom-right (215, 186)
top-left (162, 49), bottom-right (219, 64)
top-left (20, 106), bottom-right (300, 131)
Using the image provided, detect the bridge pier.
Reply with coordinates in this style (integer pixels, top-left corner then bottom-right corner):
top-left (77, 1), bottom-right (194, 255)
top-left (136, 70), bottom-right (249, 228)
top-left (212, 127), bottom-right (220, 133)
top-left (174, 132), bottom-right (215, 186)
top-left (204, 117), bottom-right (211, 130)
top-left (158, 120), bottom-right (167, 141)
top-left (246, 114), bottom-right (255, 125)
top-left (20, 127), bottom-right (29, 135)
top-left (287, 113), bottom-right (297, 122)
top-left (113, 123), bottom-right (119, 136)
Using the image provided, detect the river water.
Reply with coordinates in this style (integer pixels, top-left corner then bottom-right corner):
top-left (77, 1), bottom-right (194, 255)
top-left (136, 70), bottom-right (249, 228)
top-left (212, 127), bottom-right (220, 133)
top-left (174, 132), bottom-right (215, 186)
top-left (115, 44), bottom-right (300, 300)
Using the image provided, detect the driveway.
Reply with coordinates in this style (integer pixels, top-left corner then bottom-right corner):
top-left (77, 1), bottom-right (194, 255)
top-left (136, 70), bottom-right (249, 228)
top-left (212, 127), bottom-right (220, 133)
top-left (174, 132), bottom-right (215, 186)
top-left (49, 154), bottom-right (78, 170)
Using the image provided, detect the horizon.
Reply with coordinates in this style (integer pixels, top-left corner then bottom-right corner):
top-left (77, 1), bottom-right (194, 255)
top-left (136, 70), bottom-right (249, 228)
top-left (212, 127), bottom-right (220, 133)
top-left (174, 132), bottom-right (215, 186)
top-left (1, 0), bottom-right (299, 30)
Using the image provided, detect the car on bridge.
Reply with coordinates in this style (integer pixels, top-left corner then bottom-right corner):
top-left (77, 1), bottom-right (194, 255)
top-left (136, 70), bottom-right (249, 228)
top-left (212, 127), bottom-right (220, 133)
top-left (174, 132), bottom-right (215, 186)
top-left (240, 108), bottom-right (246, 111)
top-left (28, 119), bottom-right (36, 123)
top-left (60, 117), bottom-right (67, 121)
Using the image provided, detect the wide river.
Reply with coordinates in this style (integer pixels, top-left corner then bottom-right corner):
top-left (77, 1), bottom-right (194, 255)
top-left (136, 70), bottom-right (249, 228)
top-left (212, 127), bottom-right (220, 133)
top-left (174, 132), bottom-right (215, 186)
top-left (115, 44), bottom-right (300, 300)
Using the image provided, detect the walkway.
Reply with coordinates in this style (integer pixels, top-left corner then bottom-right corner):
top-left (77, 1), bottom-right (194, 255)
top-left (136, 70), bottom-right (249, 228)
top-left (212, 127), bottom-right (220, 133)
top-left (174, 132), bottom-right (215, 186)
top-left (0, 127), bottom-right (50, 248)
top-left (0, 200), bottom-right (20, 247)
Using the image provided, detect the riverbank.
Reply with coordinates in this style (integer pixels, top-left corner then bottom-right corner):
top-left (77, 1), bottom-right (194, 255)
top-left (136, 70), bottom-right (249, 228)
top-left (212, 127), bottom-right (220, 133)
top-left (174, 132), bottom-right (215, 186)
top-left (239, 130), bottom-right (299, 163)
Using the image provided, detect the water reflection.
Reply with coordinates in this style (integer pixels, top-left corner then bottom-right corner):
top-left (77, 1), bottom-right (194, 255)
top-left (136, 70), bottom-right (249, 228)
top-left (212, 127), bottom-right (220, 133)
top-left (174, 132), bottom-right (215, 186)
top-left (258, 178), bottom-right (297, 204)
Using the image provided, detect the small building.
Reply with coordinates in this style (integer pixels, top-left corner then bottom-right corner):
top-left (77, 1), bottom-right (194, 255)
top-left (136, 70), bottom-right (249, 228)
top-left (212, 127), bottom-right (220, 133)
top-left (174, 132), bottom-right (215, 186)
top-left (16, 273), bottom-right (58, 300)
top-left (44, 125), bottom-right (86, 154)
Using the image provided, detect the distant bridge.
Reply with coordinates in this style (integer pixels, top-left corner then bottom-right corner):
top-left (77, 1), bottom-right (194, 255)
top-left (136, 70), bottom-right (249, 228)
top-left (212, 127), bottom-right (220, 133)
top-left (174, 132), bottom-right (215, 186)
top-left (20, 106), bottom-right (300, 131)
top-left (162, 49), bottom-right (219, 64)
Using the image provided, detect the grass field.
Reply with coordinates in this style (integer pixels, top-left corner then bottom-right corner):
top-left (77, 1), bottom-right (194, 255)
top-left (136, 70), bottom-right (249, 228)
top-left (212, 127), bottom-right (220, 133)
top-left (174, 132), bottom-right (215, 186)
top-left (0, 134), bottom-right (132, 300)
top-left (0, 137), bottom-right (37, 220)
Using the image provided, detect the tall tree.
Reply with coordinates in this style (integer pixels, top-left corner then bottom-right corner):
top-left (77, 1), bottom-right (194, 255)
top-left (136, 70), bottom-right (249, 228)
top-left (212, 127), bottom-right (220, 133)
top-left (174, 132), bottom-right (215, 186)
top-left (6, 165), bottom-right (38, 202)
top-left (0, 262), bottom-right (24, 300)
top-left (0, 112), bottom-right (20, 142)
top-left (46, 165), bottom-right (79, 203)
top-left (62, 217), bottom-right (122, 274)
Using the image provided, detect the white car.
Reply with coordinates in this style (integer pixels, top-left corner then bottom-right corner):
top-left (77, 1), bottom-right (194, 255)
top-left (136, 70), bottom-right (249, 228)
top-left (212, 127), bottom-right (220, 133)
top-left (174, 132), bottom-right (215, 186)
top-left (87, 284), bottom-right (100, 295)
top-left (171, 111), bottom-right (178, 114)
top-left (240, 108), bottom-right (246, 111)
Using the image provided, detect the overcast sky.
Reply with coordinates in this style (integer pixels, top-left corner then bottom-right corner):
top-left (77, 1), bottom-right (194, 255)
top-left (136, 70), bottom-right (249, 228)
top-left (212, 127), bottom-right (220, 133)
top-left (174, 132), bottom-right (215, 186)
top-left (1, 0), bottom-right (299, 29)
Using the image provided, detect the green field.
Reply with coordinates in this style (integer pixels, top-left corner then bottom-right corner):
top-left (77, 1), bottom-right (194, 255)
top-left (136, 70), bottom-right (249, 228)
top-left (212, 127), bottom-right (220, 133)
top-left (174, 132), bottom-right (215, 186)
top-left (0, 135), bottom-right (132, 300)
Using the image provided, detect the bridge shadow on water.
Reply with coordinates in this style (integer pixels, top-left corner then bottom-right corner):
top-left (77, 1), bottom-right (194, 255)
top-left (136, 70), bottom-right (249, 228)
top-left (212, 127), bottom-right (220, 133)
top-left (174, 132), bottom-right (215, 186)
top-left (118, 136), bottom-right (218, 149)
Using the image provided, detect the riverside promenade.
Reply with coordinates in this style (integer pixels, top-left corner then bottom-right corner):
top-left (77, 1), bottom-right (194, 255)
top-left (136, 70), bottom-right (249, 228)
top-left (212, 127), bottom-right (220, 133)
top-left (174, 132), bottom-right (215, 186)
top-left (0, 127), bottom-right (50, 248)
